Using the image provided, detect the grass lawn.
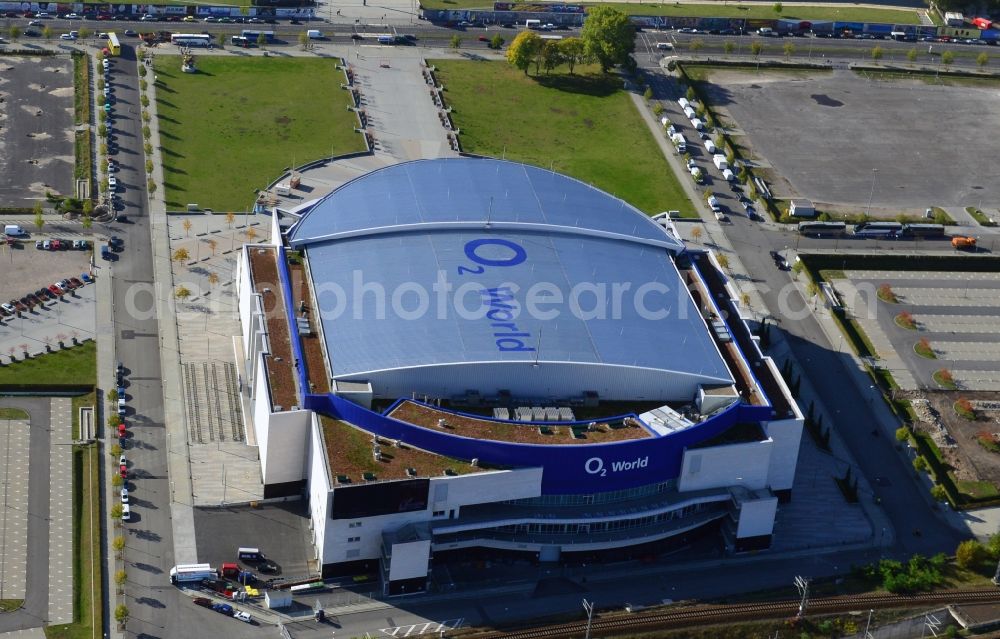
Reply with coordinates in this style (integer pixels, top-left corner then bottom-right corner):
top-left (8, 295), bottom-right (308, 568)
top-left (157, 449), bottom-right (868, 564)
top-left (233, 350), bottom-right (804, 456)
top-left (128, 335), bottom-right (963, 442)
top-left (434, 60), bottom-right (691, 215)
top-left (0, 408), bottom-right (29, 419)
top-left (967, 206), bottom-right (998, 226)
top-left (153, 57), bottom-right (365, 211)
top-left (421, 0), bottom-right (922, 23)
top-left (46, 444), bottom-right (101, 639)
top-left (957, 479), bottom-right (1000, 500)
top-left (0, 341), bottom-right (96, 387)
top-left (0, 599), bottom-right (24, 612)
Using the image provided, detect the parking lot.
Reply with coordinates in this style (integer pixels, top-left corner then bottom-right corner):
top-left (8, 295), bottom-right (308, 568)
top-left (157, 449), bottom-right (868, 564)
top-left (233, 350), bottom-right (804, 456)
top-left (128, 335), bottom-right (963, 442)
top-left (0, 238), bottom-right (93, 302)
top-left (697, 68), bottom-right (1000, 213)
top-left (193, 503), bottom-right (313, 581)
top-left (0, 55), bottom-right (76, 208)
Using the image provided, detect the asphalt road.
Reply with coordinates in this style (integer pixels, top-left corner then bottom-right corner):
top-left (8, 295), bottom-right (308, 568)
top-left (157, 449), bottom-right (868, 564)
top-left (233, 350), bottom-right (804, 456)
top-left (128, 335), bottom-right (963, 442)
top-left (108, 43), bottom-right (267, 639)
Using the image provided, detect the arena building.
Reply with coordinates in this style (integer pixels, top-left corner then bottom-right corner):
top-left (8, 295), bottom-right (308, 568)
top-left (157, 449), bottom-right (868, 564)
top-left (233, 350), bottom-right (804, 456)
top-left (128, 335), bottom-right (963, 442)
top-left (236, 158), bottom-right (803, 595)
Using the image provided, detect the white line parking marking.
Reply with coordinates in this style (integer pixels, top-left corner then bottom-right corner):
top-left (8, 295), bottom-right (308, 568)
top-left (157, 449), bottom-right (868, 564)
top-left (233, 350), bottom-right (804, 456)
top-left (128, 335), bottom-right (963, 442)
top-left (380, 618), bottom-right (464, 637)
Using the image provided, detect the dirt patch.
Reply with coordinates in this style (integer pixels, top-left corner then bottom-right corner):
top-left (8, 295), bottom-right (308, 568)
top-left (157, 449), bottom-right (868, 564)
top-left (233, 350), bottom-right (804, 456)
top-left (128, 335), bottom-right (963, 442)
top-left (917, 391), bottom-right (1000, 490)
top-left (247, 247), bottom-right (298, 410)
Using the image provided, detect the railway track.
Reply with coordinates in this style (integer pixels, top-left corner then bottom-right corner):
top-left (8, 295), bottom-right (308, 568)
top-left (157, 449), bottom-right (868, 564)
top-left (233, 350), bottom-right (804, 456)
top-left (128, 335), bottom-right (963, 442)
top-left (461, 589), bottom-right (1000, 639)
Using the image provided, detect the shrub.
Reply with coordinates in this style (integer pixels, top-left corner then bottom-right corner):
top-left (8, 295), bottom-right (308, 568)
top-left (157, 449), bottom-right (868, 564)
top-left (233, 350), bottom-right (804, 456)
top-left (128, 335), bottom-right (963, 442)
top-left (896, 311), bottom-right (915, 329)
top-left (895, 427), bottom-right (910, 443)
top-left (956, 539), bottom-right (987, 568)
top-left (955, 398), bottom-right (976, 420)
top-left (877, 283), bottom-right (897, 303)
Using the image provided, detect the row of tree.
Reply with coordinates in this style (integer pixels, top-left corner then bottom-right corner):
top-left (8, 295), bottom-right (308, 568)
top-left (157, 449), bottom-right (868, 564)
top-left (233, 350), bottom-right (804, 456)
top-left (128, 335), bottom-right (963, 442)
top-left (506, 6), bottom-right (636, 75)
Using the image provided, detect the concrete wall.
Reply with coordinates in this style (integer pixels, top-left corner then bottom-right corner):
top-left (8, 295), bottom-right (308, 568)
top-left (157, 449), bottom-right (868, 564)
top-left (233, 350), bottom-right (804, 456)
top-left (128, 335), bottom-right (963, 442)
top-left (388, 539), bottom-right (431, 581)
top-left (678, 439), bottom-right (773, 492)
top-left (253, 355), bottom-right (273, 479)
top-left (261, 409), bottom-right (312, 486)
top-left (765, 416), bottom-right (803, 493)
top-left (736, 495), bottom-right (778, 539)
top-left (429, 468), bottom-right (542, 514)
top-left (307, 415), bottom-right (332, 564)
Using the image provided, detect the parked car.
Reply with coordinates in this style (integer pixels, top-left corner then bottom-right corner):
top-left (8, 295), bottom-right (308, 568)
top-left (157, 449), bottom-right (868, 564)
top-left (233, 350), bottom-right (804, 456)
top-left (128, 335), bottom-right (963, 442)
top-left (193, 597), bottom-right (213, 608)
top-left (119, 464), bottom-right (128, 478)
top-left (47, 284), bottom-right (62, 296)
top-left (121, 488), bottom-right (129, 503)
top-left (0, 303), bottom-right (16, 316)
top-left (122, 503), bottom-right (131, 521)
top-left (37, 288), bottom-right (54, 300)
top-left (59, 33), bottom-right (77, 40)
top-left (73, 240), bottom-right (89, 250)
top-left (233, 611), bottom-right (252, 623)
top-left (81, 273), bottom-right (93, 284)
top-left (124, 29), bottom-right (137, 36)
top-left (212, 603), bottom-right (234, 615)
top-left (69, 277), bottom-right (84, 288)
top-left (110, 236), bottom-right (124, 250)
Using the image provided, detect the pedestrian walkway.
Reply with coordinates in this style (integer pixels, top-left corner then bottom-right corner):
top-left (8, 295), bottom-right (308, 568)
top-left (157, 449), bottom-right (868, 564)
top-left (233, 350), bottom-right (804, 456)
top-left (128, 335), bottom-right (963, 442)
top-left (47, 398), bottom-right (73, 625)
top-left (0, 628), bottom-right (47, 639)
top-left (349, 52), bottom-right (454, 160)
top-left (0, 416), bottom-right (30, 600)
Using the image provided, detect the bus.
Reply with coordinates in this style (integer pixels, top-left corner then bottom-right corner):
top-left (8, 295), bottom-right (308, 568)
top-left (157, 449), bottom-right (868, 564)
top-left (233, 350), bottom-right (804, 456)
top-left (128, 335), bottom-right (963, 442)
top-left (797, 221), bottom-right (847, 237)
top-left (241, 29), bottom-right (275, 42)
top-left (107, 31), bottom-right (121, 56)
top-left (169, 563), bottom-right (215, 584)
top-left (901, 223), bottom-right (946, 238)
top-left (231, 35), bottom-right (252, 47)
top-left (170, 33), bottom-right (212, 47)
top-left (853, 221), bottom-right (903, 237)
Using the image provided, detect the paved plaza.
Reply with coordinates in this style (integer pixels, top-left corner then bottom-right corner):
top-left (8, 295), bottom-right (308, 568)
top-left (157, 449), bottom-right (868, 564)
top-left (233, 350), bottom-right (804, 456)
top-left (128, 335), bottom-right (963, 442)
top-left (166, 214), bottom-right (263, 506)
top-left (0, 416), bottom-right (30, 600)
top-left (47, 399), bottom-right (73, 625)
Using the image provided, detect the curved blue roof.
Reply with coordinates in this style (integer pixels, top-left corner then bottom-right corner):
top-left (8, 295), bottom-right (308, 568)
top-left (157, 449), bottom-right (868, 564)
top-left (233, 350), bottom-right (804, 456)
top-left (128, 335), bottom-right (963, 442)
top-left (289, 158), bottom-right (730, 394)
top-left (289, 158), bottom-right (684, 251)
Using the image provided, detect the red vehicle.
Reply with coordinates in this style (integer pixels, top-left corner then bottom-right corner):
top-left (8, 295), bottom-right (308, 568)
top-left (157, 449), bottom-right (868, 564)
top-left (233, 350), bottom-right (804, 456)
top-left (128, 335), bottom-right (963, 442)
top-left (48, 285), bottom-right (62, 296)
top-left (219, 563), bottom-right (240, 578)
top-left (119, 464), bottom-right (128, 478)
top-left (50, 239), bottom-right (62, 250)
top-left (118, 423), bottom-right (127, 436)
top-left (973, 17), bottom-right (992, 30)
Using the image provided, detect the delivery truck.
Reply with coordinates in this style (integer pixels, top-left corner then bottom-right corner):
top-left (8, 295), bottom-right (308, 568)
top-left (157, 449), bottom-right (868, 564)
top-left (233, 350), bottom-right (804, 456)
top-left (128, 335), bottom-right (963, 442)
top-left (713, 154), bottom-right (728, 171)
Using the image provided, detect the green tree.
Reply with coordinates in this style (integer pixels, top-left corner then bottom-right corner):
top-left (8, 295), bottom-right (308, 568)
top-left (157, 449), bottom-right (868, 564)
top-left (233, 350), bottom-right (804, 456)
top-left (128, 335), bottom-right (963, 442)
top-left (871, 45), bottom-right (883, 61)
top-left (81, 214), bottom-right (93, 230)
top-left (773, 2), bottom-right (783, 13)
top-left (941, 50), bottom-right (954, 67)
top-left (581, 6), bottom-right (634, 73)
top-left (783, 42), bottom-right (795, 59)
top-left (541, 40), bottom-right (564, 73)
top-left (685, 86), bottom-right (696, 101)
top-left (298, 31), bottom-right (309, 50)
top-left (895, 427), bottom-right (910, 442)
top-left (987, 533), bottom-right (1000, 559)
top-left (977, 52), bottom-right (989, 69)
top-left (8, 25), bottom-right (21, 41)
top-left (113, 535), bottom-right (126, 555)
top-left (913, 456), bottom-right (928, 472)
top-left (907, 48), bottom-right (917, 63)
top-left (115, 569), bottom-right (127, 591)
top-left (107, 388), bottom-right (118, 402)
top-left (490, 34), bottom-right (505, 50)
top-left (110, 443), bottom-right (122, 458)
top-left (956, 539), bottom-right (987, 568)
top-left (450, 35), bottom-right (462, 49)
top-left (217, 32), bottom-right (226, 49)
top-left (558, 37), bottom-right (586, 74)
top-left (111, 473), bottom-right (123, 488)
top-left (689, 37), bottom-right (704, 53)
top-left (930, 484), bottom-right (948, 502)
top-left (175, 286), bottom-right (191, 300)
top-left (750, 41), bottom-right (763, 58)
top-left (42, 26), bottom-right (52, 41)
top-left (724, 41), bottom-right (735, 56)
top-left (114, 604), bottom-right (129, 626)
top-left (506, 30), bottom-right (542, 75)
top-left (111, 503), bottom-right (123, 521)
top-left (257, 32), bottom-right (267, 49)
top-left (78, 27), bottom-right (92, 41)
top-left (34, 206), bottom-right (44, 231)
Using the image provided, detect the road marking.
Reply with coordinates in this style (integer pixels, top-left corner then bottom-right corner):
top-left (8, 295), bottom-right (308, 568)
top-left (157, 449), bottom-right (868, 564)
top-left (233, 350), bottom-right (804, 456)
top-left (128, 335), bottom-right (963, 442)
top-left (380, 618), bottom-right (463, 637)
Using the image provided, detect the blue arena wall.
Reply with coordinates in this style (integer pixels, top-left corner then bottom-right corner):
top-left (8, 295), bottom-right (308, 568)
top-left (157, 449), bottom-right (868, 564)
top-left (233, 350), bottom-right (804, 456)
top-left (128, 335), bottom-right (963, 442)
top-left (305, 392), bottom-right (772, 494)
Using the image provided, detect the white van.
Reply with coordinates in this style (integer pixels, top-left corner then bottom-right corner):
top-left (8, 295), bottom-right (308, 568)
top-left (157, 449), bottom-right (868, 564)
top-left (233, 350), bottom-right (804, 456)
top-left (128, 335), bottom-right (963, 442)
top-left (704, 140), bottom-right (717, 154)
top-left (690, 118), bottom-right (704, 130)
top-left (3, 224), bottom-right (26, 237)
top-left (307, 29), bottom-right (323, 39)
top-left (723, 168), bottom-right (735, 181)
top-left (677, 97), bottom-right (690, 110)
top-left (683, 107), bottom-right (696, 119)
top-left (525, 19), bottom-right (541, 29)
top-left (656, 42), bottom-right (673, 50)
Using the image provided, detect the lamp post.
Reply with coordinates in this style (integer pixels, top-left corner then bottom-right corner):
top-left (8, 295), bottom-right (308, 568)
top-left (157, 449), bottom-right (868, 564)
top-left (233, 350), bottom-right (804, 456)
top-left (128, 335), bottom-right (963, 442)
top-left (582, 599), bottom-right (594, 639)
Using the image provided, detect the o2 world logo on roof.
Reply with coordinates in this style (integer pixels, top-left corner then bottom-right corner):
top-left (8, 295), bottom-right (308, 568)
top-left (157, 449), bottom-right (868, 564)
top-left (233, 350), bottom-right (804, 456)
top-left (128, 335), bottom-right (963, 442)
top-left (585, 456), bottom-right (650, 477)
top-left (456, 238), bottom-right (535, 354)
